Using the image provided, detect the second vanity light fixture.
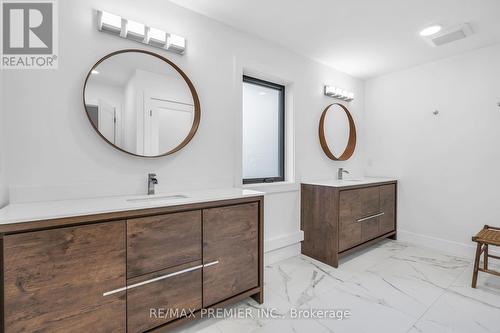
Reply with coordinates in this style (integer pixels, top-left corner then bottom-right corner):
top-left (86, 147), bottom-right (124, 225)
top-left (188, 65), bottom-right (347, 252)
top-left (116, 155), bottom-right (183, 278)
top-left (97, 10), bottom-right (186, 54)
top-left (324, 85), bottom-right (354, 102)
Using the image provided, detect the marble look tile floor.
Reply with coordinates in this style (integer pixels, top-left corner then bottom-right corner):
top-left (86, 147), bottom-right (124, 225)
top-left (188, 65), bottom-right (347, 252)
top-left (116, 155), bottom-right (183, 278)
top-left (171, 240), bottom-right (500, 333)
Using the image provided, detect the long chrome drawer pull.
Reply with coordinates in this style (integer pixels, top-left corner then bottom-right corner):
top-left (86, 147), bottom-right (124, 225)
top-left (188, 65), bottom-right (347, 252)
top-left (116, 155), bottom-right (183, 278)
top-left (203, 260), bottom-right (219, 268)
top-left (103, 264), bottom-right (203, 297)
top-left (356, 212), bottom-right (385, 223)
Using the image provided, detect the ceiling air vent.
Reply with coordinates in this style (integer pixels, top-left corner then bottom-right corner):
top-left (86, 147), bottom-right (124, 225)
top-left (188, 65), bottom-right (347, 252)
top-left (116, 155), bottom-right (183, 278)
top-left (424, 23), bottom-right (473, 47)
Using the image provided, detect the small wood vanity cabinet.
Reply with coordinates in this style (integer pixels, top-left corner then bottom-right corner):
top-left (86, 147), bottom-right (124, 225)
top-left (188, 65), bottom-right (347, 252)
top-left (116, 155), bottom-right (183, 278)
top-left (0, 195), bottom-right (263, 333)
top-left (301, 180), bottom-right (396, 268)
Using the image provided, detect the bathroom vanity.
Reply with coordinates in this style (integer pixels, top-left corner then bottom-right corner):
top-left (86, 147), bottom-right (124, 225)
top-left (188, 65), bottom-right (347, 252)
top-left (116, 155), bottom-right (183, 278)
top-left (301, 178), bottom-right (397, 268)
top-left (0, 189), bottom-right (264, 333)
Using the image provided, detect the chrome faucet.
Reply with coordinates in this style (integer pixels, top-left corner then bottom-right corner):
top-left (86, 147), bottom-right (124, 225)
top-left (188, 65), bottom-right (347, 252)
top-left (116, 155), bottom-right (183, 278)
top-left (338, 168), bottom-right (349, 180)
top-left (148, 173), bottom-right (158, 195)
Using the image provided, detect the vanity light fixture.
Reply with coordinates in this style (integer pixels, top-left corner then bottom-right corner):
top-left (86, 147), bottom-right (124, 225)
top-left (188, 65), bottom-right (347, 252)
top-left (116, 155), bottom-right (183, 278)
top-left (97, 11), bottom-right (122, 35)
top-left (148, 27), bottom-right (167, 47)
top-left (324, 85), bottom-right (354, 102)
top-left (125, 19), bottom-right (146, 41)
top-left (96, 10), bottom-right (186, 54)
top-left (166, 34), bottom-right (186, 53)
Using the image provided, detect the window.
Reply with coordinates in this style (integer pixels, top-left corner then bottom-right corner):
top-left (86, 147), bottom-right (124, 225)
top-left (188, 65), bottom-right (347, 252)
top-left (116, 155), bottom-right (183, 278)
top-left (242, 76), bottom-right (285, 184)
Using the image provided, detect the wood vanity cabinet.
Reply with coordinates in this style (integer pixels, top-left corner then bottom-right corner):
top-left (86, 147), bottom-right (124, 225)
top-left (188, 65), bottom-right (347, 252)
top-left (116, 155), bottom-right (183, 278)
top-left (0, 196), bottom-right (263, 333)
top-left (301, 181), bottom-right (396, 268)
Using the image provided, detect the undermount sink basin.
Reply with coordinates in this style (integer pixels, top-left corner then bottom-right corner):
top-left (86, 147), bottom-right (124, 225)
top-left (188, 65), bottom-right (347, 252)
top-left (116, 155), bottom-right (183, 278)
top-left (126, 194), bottom-right (189, 203)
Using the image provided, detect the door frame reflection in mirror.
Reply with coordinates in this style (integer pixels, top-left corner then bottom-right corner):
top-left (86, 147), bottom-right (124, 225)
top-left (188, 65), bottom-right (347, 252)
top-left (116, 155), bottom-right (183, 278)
top-left (82, 49), bottom-right (201, 158)
top-left (319, 103), bottom-right (357, 161)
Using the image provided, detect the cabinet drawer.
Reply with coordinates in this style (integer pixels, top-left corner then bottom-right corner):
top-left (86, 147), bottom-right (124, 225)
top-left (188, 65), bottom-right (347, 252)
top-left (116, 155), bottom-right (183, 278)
top-left (127, 261), bottom-right (202, 333)
top-left (127, 211), bottom-right (202, 278)
top-left (340, 186), bottom-right (380, 218)
top-left (339, 187), bottom-right (380, 251)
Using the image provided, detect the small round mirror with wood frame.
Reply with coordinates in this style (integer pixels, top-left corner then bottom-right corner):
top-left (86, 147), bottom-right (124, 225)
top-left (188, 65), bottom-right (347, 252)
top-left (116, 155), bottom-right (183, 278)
top-left (319, 103), bottom-right (357, 161)
top-left (83, 49), bottom-right (201, 158)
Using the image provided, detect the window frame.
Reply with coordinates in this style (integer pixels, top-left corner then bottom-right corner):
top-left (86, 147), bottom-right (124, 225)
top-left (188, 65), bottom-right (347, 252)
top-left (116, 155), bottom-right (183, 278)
top-left (242, 75), bottom-right (285, 184)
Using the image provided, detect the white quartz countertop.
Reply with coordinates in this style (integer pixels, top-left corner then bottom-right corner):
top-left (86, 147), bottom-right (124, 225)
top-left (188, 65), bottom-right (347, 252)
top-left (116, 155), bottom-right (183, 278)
top-left (0, 188), bottom-right (264, 226)
top-left (301, 177), bottom-right (397, 188)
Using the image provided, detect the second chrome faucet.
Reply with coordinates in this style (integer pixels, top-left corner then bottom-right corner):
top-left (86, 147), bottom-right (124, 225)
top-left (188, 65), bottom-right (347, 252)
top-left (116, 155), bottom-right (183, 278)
top-left (148, 173), bottom-right (158, 195)
top-left (338, 168), bottom-right (349, 180)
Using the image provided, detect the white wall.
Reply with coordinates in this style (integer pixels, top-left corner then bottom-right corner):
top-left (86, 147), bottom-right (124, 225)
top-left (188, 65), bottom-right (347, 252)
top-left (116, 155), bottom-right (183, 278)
top-left (365, 44), bottom-right (500, 255)
top-left (1, 0), bottom-right (364, 260)
top-left (0, 73), bottom-right (8, 208)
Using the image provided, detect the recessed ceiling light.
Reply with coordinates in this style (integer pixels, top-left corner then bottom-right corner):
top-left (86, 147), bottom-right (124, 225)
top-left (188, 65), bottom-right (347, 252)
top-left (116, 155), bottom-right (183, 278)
top-left (419, 25), bottom-right (442, 37)
top-left (91, 70), bottom-right (99, 75)
top-left (258, 91), bottom-right (266, 96)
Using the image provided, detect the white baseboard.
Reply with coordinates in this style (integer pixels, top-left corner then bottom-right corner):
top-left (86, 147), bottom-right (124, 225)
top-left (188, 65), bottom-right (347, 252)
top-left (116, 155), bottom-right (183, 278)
top-left (398, 229), bottom-right (500, 258)
top-left (263, 231), bottom-right (304, 265)
top-left (265, 243), bottom-right (301, 265)
top-left (265, 231), bottom-right (304, 253)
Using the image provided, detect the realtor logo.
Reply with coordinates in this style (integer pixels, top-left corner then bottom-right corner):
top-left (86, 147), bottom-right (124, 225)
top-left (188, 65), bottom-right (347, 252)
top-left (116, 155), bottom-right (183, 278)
top-left (1, 0), bottom-right (58, 69)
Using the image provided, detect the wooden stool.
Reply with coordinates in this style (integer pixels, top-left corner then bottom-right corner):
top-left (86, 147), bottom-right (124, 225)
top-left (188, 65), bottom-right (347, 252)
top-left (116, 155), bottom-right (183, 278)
top-left (472, 225), bottom-right (500, 288)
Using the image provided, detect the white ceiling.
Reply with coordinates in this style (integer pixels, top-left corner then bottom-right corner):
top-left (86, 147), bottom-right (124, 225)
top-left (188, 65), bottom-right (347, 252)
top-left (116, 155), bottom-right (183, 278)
top-left (170, 0), bottom-right (500, 79)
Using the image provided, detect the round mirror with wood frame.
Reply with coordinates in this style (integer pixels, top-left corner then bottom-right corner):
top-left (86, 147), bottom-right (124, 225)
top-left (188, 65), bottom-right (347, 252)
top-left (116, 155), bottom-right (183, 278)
top-left (83, 49), bottom-right (201, 158)
top-left (319, 103), bottom-right (357, 161)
